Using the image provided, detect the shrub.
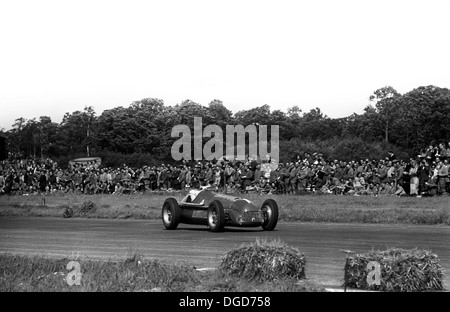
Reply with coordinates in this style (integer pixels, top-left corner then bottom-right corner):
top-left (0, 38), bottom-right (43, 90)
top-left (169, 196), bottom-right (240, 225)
top-left (79, 200), bottom-right (97, 216)
top-left (218, 239), bottom-right (306, 282)
top-left (345, 247), bottom-right (445, 292)
top-left (63, 207), bottom-right (73, 218)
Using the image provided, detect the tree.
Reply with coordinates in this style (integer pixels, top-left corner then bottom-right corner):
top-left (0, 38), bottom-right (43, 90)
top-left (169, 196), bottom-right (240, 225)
top-left (270, 109), bottom-right (294, 141)
top-left (93, 99), bottom-right (177, 157)
top-left (297, 107), bottom-right (337, 141)
top-left (128, 98), bottom-right (167, 153)
top-left (173, 100), bottom-right (214, 126)
top-left (302, 107), bottom-right (326, 122)
top-left (37, 116), bottom-right (58, 157)
top-left (208, 99), bottom-right (233, 128)
top-left (84, 106), bottom-right (96, 156)
top-left (396, 85), bottom-right (450, 150)
top-left (58, 106), bottom-right (97, 157)
top-left (94, 107), bottom-right (132, 153)
top-left (234, 104), bottom-right (272, 126)
top-left (369, 86), bottom-right (401, 143)
top-left (8, 118), bottom-right (26, 156)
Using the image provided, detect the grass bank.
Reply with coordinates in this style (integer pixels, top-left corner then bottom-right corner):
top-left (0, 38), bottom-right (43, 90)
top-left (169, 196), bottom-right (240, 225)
top-left (0, 252), bottom-right (325, 292)
top-left (0, 192), bottom-right (449, 225)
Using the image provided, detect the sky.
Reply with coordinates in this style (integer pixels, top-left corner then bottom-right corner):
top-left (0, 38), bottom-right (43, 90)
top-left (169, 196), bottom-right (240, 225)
top-left (1, 0), bottom-right (449, 130)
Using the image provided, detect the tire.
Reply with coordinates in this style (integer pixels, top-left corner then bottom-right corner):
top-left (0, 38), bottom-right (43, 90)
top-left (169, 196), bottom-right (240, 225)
top-left (162, 198), bottom-right (180, 230)
top-left (207, 200), bottom-right (225, 232)
top-left (261, 199), bottom-right (279, 231)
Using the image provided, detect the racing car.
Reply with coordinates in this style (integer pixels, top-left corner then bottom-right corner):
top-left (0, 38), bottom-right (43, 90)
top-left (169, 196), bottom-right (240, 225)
top-left (161, 189), bottom-right (279, 232)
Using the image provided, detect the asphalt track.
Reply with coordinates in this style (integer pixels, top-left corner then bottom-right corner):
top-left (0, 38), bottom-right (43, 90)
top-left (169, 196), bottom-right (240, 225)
top-left (0, 216), bottom-right (449, 289)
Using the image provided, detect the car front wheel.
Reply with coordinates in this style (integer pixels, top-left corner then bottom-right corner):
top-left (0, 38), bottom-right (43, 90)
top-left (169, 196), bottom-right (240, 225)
top-left (162, 198), bottom-right (180, 230)
top-left (207, 200), bottom-right (225, 232)
top-left (261, 199), bottom-right (279, 231)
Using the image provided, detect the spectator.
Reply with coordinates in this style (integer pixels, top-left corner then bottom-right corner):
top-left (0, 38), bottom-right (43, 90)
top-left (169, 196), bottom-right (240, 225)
top-left (386, 161), bottom-right (395, 183)
top-left (417, 160), bottom-right (430, 196)
top-left (254, 164), bottom-right (263, 185)
top-left (178, 165), bottom-right (187, 190)
top-left (38, 170), bottom-right (47, 193)
top-left (409, 160), bottom-right (419, 196)
top-left (353, 172), bottom-right (365, 194)
top-left (287, 163), bottom-right (297, 194)
top-left (437, 159), bottom-right (448, 195)
top-left (241, 165), bottom-right (254, 192)
top-left (1, 142), bottom-right (449, 197)
top-left (377, 161), bottom-right (389, 184)
top-left (394, 183), bottom-right (406, 196)
top-left (436, 143), bottom-right (448, 158)
top-left (297, 163), bottom-right (309, 191)
top-left (213, 166), bottom-right (222, 187)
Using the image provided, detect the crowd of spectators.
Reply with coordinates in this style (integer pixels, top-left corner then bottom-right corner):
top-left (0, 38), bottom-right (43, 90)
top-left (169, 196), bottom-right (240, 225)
top-left (1, 142), bottom-right (449, 197)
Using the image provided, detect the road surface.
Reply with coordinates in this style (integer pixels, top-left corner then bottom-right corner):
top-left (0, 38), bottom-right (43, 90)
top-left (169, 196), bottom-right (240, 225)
top-left (0, 217), bottom-right (448, 289)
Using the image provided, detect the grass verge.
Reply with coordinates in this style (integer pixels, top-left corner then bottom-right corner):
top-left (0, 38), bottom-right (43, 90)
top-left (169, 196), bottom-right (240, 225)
top-left (0, 192), bottom-right (449, 225)
top-left (0, 245), bottom-right (325, 292)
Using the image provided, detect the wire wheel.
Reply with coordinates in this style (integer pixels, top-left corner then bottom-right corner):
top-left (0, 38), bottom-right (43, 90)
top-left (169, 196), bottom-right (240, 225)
top-left (207, 200), bottom-right (225, 232)
top-left (261, 199), bottom-right (279, 231)
top-left (161, 198), bottom-right (180, 230)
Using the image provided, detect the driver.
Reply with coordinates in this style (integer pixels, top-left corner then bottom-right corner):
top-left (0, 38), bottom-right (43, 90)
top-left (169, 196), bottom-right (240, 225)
top-left (183, 188), bottom-right (201, 203)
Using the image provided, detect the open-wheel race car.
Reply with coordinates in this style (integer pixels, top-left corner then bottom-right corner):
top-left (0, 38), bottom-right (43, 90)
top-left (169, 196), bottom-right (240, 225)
top-left (161, 189), bottom-right (279, 232)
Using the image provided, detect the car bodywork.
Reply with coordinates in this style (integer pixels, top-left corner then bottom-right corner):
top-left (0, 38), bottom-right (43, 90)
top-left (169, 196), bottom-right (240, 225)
top-left (162, 189), bottom-right (279, 231)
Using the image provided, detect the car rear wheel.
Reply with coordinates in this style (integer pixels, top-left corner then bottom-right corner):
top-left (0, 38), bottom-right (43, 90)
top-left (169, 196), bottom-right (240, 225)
top-left (261, 199), bottom-right (279, 231)
top-left (207, 200), bottom-right (225, 232)
top-left (162, 198), bottom-right (180, 230)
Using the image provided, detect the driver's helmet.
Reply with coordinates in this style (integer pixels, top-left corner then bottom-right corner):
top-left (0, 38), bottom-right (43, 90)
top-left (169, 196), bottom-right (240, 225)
top-left (188, 189), bottom-right (201, 201)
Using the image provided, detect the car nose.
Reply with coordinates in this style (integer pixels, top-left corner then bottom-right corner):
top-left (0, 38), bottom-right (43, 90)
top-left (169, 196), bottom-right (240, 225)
top-left (242, 203), bottom-right (256, 212)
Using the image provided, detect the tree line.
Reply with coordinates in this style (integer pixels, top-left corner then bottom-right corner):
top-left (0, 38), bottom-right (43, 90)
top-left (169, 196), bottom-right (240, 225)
top-left (2, 85), bottom-right (450, 167)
